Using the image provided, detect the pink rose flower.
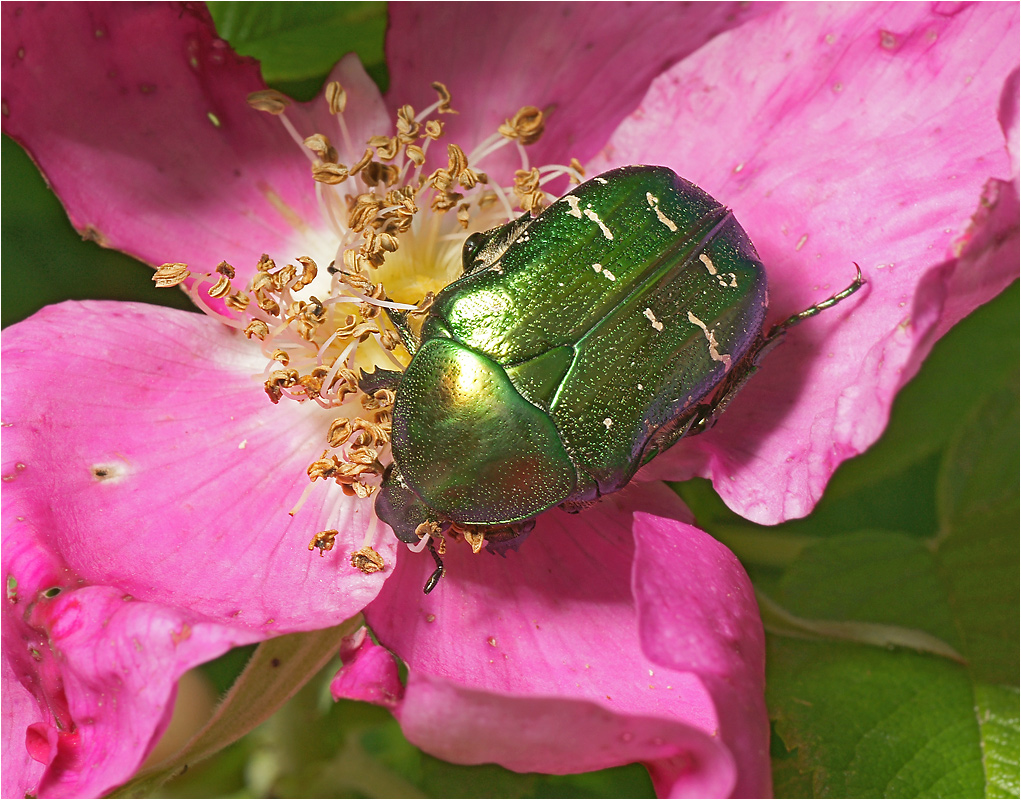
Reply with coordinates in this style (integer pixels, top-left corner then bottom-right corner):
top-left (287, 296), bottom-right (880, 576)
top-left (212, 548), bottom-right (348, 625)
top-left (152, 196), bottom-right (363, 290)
top-left (2, 3), bottom-right (1016, 798)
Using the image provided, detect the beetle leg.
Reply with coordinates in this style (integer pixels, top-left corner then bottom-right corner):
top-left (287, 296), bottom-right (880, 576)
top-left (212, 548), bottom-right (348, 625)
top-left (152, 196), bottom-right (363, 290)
top-left (763, 263), bottom-right (865, 345)
top-left (684, 264), bottom-right (866, 436)
top-left (423, 539), bottom-right (445, 594)
top-left (358, 366), bottom-right (403, 394)
top-left (384, 307), bottom-right (420, 355)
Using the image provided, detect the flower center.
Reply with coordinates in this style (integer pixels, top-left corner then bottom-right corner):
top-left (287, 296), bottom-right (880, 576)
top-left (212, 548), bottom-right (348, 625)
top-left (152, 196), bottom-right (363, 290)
top-left (154, 81), bottom-right (583, 572)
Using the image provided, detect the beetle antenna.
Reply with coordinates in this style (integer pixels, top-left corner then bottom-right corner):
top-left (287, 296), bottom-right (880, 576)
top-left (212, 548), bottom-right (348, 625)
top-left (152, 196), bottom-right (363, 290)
top-left (423, 540), bottom-right (445, 594)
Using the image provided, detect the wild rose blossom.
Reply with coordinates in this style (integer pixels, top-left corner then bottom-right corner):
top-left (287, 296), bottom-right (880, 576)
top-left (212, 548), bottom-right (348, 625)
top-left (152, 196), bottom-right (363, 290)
top-left (2, 2), bottom-right (1018, 798)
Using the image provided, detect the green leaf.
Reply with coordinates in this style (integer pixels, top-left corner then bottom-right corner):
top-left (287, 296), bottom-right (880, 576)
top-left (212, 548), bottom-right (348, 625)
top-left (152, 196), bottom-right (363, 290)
top-left (773, 531), bottom-right (958, 646)
top-left (934, 378), bottom-right (1020, 685)
top-left (207, 1), bottom-right (387, 89)
top-left (769, 640), bottom-right (990, 797)
top-left (975, 684), bottom-right (1021, 799)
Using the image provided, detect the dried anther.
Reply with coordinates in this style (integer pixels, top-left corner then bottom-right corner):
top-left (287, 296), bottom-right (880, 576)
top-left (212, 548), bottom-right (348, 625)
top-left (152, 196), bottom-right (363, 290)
top-left (207, 274), bottom-right (233, 298)
top-left (244, 319), bottom-right (269, 340)
top-left (225, 291), bottom-right (251, 311)
top-left (247, 89), bottom-right (291, 115)
top-left (326, 81), bottom-right (347, 114)
top-left (396, 105), bottom-right (420, 143)
top-left (327, 417), bottom-right (353, 447)
top-left (309, 529), bottom-right (338, 555)
top-left (431, 81), bottom-right (456, 114)
top-left (312, 162), bottom-right (351, 184)
top-left (499, 106), bottom-right (545, 145)
top-left (350, 546), bottom-right (385, 574)
top-left (463, 529), bottom-right (485, 554)
top-left (423, 119), bottom-right (444, 140)
top-left (265, 368), bottom-right (299, 404)
top-left (153, 263), bottom-right (191, 288)
top-left (415, 520), bottom-right (444, 541)
top-left (304, 133), bottom-right (338, 163)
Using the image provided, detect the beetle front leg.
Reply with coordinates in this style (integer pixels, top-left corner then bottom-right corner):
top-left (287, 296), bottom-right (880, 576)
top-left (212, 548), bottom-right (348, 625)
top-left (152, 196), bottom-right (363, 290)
top-left (423, 539), bottom-right (445, 594)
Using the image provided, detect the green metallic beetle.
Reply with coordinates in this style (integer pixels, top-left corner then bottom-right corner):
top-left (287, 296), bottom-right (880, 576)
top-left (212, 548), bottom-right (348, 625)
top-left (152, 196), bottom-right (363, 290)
top-left (362, 165), bottom-right (863, 591)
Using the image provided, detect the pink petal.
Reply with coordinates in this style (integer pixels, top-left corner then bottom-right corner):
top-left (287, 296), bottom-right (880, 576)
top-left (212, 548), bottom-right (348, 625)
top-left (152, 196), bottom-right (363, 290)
top-left (1, 301), bottom-right (390, 633)
top-left (592, 3), bottom-right (1020, 523)
top-left (342, 483), bottom-right (768, 797)
top-left (386, 2), bottom-right (767, 177)
top-left (631, 513), bottom-right (769, 798)
top-left (330, 633), bottom-right (403, 711)
top-left (1, 3), bottom-right (388, 282)
top-left (2, 504), bottom-right (263, 797)
top-left (393, 675), bottom-right (738, 799)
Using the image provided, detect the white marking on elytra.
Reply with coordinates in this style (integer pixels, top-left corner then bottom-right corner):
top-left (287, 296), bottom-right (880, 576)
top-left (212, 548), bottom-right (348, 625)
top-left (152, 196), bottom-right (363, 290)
top-left (583, 208), bottom-right (614, 240)
top-left (637, 383), bottom-right (644, 390)
top-left (603, 418), bottom-right (613, 429)
top-left (643, 307), bottom-right (664, 332)
top-left (602, 268), bottom-right (616, 281)
top-left (592, 263), bottom-right (602, 273)
top-left (564, 195), bottom-right (583, 218)
top-left (646, 192), bottom-right (678, 231)
top-left (687, 311), bottom-right (732, 368)
top-left (594, 177), bottom-right (608, 184)
top-left (726, 272), bottom-right (738, 288)
top-left (699, 252), bottom-right (717, 276)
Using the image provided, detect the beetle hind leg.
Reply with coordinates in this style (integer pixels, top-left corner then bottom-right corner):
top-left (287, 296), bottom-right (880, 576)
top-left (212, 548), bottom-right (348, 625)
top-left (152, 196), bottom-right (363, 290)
top-left (654, 264), bottom-right (866, 443)
top-left (763, 263), bottom-right (865, 345)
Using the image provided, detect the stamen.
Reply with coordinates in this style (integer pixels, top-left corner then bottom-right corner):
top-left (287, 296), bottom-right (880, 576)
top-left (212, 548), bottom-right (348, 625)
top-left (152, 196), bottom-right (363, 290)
top-left (350, 546), bottom-right (385, 574)
top-left (359, 513), bottom-right (379, 550)
top-left (181, 276), bottom-right (247, 329)
top-left (407, 530), bottom-right (432, 553)
top-left (321, 341), bottom-right (358, 392)
top-left (309, 529), bottom-right (338, 556)
top-left (337, 290), bottom-right (418, 311)
top-left (466, 129), bottom-right (516, 167)
top-left (289, 479), bottom-right (320, 517)
top-left (486, 180), bottom-right (518, 222)
top-left (372, 334), bottom-right (409, 370)
top-left (516, 140), bottom-right (531, 173)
